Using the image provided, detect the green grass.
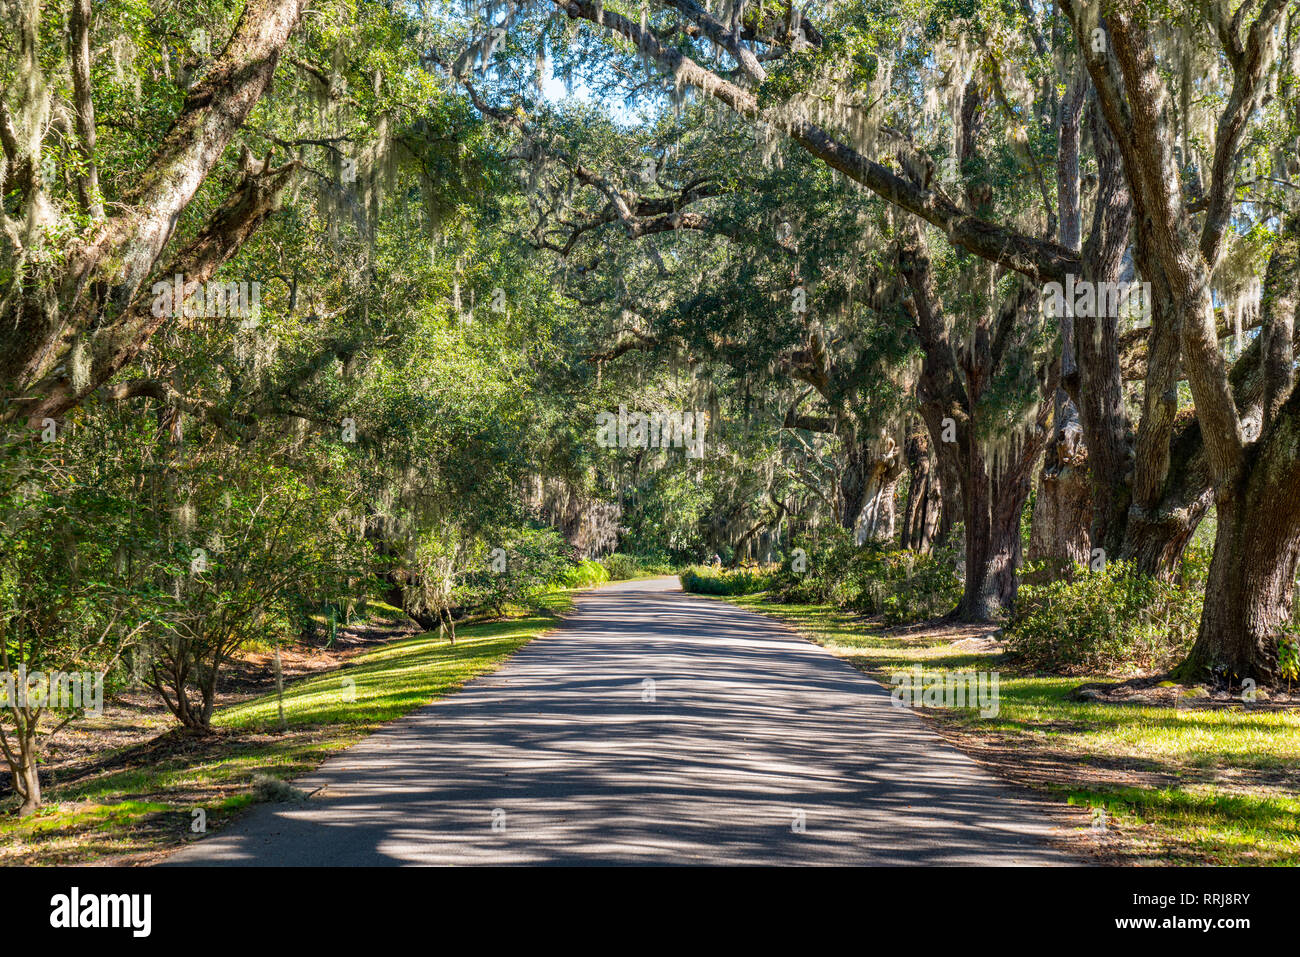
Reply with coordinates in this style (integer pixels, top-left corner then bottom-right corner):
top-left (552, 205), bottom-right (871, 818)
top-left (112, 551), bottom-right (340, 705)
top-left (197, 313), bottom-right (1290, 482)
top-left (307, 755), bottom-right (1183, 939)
top-left (723, 593), bottom-right (1300, 866)
top-left (0, 592), bottom-right (570, 864)
top-left (218, 617), bottom-right (554, 729)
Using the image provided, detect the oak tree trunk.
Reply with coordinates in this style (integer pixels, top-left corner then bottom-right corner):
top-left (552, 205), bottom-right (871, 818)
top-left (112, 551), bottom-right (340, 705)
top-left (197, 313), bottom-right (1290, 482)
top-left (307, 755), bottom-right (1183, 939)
top-left (1029, 395), bottom-right (1092, 566)
top-left (838, 443), bottom-right (871, 532)
top-left (901, 427), bottom-right (943, 553)
top-left (958, 445), bottom-right (1035, 621)
top-left (1178, 391), bottom-right (1300, 684)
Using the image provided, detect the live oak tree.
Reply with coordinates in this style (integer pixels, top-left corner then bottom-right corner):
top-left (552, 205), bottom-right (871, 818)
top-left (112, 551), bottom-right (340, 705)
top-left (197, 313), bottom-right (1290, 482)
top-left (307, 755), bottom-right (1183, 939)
top-left (492, 93), bottom-right (927, 538)
top-left (1055, 0), bottom-right (1300, 681)
top-left (0, 0), bottom-right (600, 806)
top-left (482, 4), bottom-right (1064, 619)
top-left (476, 0), bottom-right (1300, 674)
top-left (0, 0), bottom-right (310, 424)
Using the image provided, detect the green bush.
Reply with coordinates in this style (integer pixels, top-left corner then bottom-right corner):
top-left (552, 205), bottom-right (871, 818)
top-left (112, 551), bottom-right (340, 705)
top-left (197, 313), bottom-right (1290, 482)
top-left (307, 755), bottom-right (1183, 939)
top-left (560, 558), bottom-right (611, 588)
top-left (679, 565), bottom-right (772, 595)
top-left (457, 526), bottom-right (577, 614)
top-left (1005, 560), bottom-right (1202, 674)
top-left (600, 552), bottom-right (676, 580)
top-left (577, 552), bottom-right (678, 581)
top-left (766, 531), bottom-right (859, 604)
top-left (851, 548), bottom-right (963, 625)
top-left (767, 534), bottom-right (961, 625)
top-left (602, 553), bottom-right (639, 580)
top-left (1278, 627), bottom-right (1300, 685)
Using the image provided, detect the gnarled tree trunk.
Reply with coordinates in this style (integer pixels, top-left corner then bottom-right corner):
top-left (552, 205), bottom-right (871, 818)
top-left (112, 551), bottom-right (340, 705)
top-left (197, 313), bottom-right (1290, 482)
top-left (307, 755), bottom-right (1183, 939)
top-left (957, 427), bottom-right (1044, 621)
top-left (838, 441), bottom-right (872, 532)
top-left (857, 437), bottom-right (902, 543)
top-left (901, 425), bottom-right (943, 553)
top-left (1179, 425), bottom-right (1300, 684)
top-left (1029, 396), bottom-right (1092, 566)
top-left (1178, 219), bottom-right (1300, 684)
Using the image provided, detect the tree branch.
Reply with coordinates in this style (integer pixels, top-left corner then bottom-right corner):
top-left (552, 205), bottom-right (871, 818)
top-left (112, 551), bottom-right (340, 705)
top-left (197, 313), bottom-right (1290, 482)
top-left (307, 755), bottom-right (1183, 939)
top-left (551, 0), bottom-right (1078, 284)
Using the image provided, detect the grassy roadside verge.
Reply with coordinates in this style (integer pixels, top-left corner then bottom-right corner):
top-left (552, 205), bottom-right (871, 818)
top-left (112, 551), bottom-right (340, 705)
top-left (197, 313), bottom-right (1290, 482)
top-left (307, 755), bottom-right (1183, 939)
top-left (0, 592), bottom-right (572, 865)
top-left (720, 593), bottom-right (1300, 866)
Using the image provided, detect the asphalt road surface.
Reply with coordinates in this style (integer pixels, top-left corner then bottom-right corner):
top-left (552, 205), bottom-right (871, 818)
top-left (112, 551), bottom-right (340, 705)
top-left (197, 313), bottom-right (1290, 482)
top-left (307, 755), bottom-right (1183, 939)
top-left (167, 576), bottom-right (1072, 865)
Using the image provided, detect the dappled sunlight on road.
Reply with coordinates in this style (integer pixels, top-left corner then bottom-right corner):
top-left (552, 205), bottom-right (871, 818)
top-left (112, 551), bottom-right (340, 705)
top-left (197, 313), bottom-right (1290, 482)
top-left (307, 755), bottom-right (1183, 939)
top-left (168, 577), bottom-right (1071, 865)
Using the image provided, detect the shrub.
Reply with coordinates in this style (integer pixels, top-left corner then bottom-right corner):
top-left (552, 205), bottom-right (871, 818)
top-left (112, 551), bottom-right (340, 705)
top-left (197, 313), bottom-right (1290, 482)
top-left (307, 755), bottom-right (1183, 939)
top-left (602, 553), bottom-right (637, 580)
top-left (851, 548), bottom-right (963, 625)
top-left (679, 565), bottom-right (772, 595)
top-left (1005, 560), bottom-right (1202, 674)
top-left (602, 552), bottom-right (678, 580)
top-left (144, 462), bottom-right (364, 730)
top-left (559, 558), bottom-right (610, 588)
top-left (766, 531), bottom-right (858, 604)
top-left (1278, 627), bottom-right (1300, 685)
top-left (767, 535), bottom-right (961, 625)
top-left (457, 526), bottom-right (577, 614)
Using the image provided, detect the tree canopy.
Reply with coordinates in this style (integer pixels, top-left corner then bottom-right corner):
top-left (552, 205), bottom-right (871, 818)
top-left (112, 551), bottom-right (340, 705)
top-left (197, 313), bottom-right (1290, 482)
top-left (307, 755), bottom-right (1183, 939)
top-left (2, 0), bottom-right (1298, 815)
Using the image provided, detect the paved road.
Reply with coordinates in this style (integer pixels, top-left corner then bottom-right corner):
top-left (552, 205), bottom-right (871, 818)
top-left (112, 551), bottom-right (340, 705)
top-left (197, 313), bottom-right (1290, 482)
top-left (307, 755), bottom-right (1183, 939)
top-left (167, 577), bottom-right (1072, 865)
